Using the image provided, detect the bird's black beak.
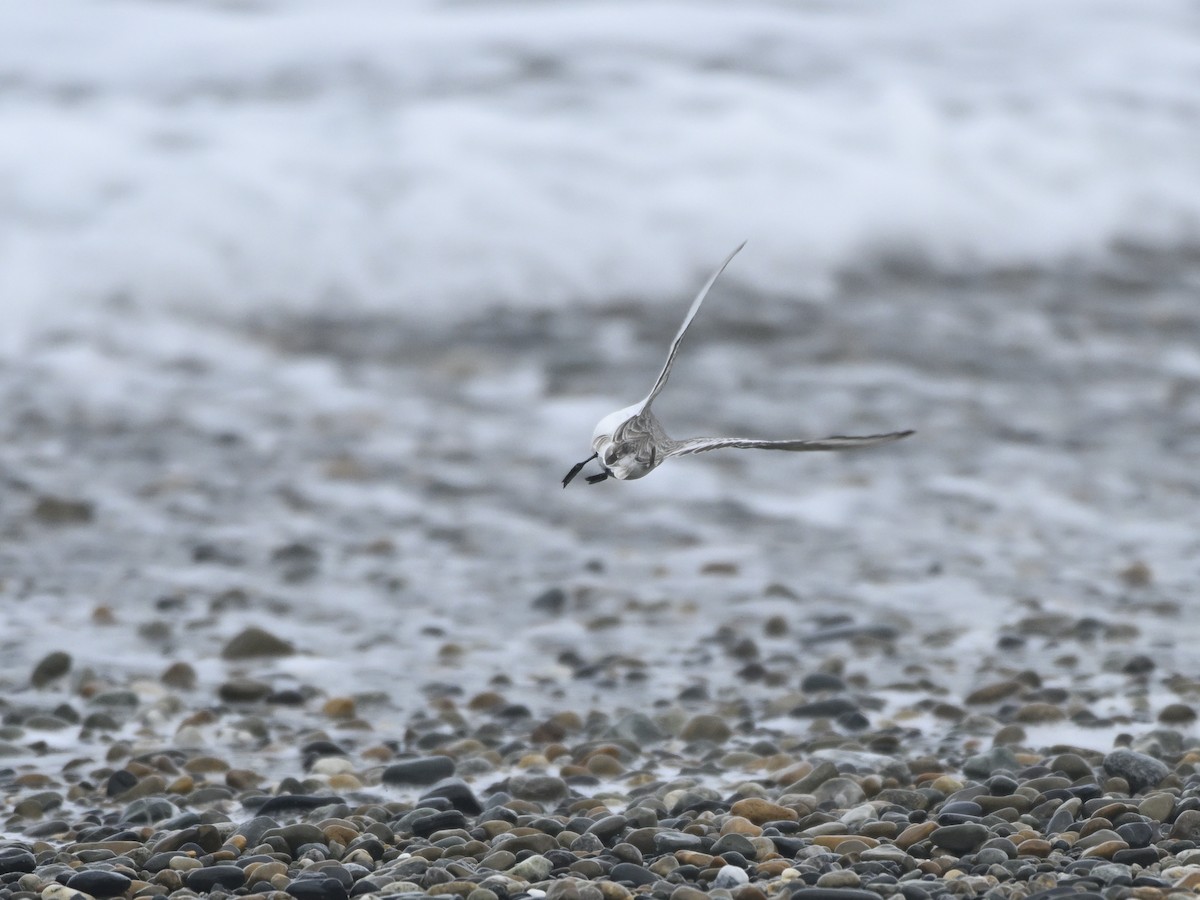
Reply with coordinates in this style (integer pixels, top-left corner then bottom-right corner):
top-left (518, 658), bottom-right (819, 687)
top-left (562, 452), bottom-right (598, 488)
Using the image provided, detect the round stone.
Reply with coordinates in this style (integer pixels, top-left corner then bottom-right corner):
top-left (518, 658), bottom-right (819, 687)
top-left (508, 773), bottom-right (568, 802)
top-left (288, 876), bottom-right (350, 900)
top-left (712, 865), bottom-right (750, 889)
top-left (65, 871), bottom-right (132, 898)
top-left (730, 798), bottom-right (797, 824)
top-left (221, 625), bottom-right (296, 659)
top-left (382, 756), bottom-right (456, 785)
top-left (813, 777), bottom-right (866, 808)
top-left (185, 865), bottom-right (247, 892)
top-left (508, 854), bottom-right (553, 881)
top-left (930, 823), bottom-right (990, 853)
top-left (608, 862), bottom-right (656, 887)
top-left (1115, 821), bottom-right (1154, 848)
top-left (31, 651), bottom-right (72, 688)
top-left (1103, 749), bottom-right (1168, 794)
top-left (0, 849), bottom-right (35, 875)
top-left (816, 871), bottom-right (861, 889)
top-left (710, 833), bottom-right (757, 858)
top-left (680, 715), bottom-right (732, 743)
top-left (218, 678), bottom-right (272, 703)
top-left (418, 778), bottom-right (482, 814)
top-left (1159, 703), bottom-right (1197, 724)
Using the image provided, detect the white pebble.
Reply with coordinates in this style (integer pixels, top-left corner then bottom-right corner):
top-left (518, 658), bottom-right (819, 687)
top-left (310, 756), bottom-right (355, 775)
top-left (712, 865), bottom-right (749, 889)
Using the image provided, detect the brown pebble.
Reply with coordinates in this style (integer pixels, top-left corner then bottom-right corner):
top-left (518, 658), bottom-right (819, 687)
top-left (323, 822), bottom-right (360, 845)
top-left (225, 769), bottom-right (263, 790)
top-left (1016, 838), bottom-right (1053, 857)
top-left (1173, 870), bottom-right (1200, 890)
top-left (896, 821), bottom-right (938, 849)
top-left (1014, 702), bottom-right (1066, 723)
top-left (1160, 703), bottom-right (1197, 724)
top-left (1082, 840), bottom-right (1129, 859)
top-left (185, 756), bottom-right (231, 774)
top-left (965, 680), bottom-right (1024, 704)
top-left (1119, 560), bottom-right (1153, 587)
top-left (730, 798), bottom-right (797, 825)
top-left (221, 626), bottom-right (295, 659)
top-left (992, 724), bottom-right (1027, 746)
top-left (930, 775), bottom-right (964, 793)
top-left (754, 860), bottom-right (793, 877)
top-left (680, 714), bottom-right (732, 743)
top-left (861, 821), bottom-right (899, 839)
top-left (467, 691), bottom-right (505, 711)
top-left (719, 816), bottom-right (762, 837)
top-left (322, 697), bottom-right (356, 719)
top-left (33, 494), bottom-right (94, 525)
top-left (586, 754), bottom-right (625, 777)
top-left (360, 745), bottom-right (395, 763)
top-left (595, 882), bottom-right (633, 900)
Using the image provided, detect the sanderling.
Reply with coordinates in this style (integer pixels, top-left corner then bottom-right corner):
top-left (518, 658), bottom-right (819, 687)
top-left (563, 242), bottom-right (913, 487)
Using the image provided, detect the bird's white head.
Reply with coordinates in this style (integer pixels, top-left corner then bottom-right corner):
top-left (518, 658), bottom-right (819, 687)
top-left (590, 403), bottom-right (653, 481)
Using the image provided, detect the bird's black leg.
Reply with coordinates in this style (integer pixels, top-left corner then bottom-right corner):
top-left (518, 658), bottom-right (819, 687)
top-left (562, 452), bottom-right (598, 488)
top-left (585, 471), bottom-right (610, 485)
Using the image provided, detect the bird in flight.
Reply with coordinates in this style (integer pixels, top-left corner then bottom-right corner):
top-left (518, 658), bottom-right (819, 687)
top-left (562, 242), bottom-right (913, 487)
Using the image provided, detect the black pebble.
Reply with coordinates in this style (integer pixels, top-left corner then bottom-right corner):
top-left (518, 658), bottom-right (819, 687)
top-left (789, 697), bottom-right (860, 718)
top-left (1112, 846), bottom-right (1161, 867)
top-left (185, 865), bottom-right (247, 893)
top-left (254, 794), bottom-right (344, 815)
top-left (381, 756), bottom-right (456, 786)
top-left (66, 871), bottom-right (132, 898)
top-left (410, 810), bottom-right (468, 837)
top-left (1115, 821), bottom-right (1154, 848)
top-left (0, 850), bottom-right (34, 875)
top-left (789, 889), bottom-right (886, 900)
top-left (608, 862), bottom-right (657, 886)
top-left (418, 778), bottom-right (482, 814)
top-left (288, 876), bottom-right (350, 900)
top-left (531, 587), bottom-right (567, 613)
top-left (800, 672), bottom-right (847, 692)
top-left (105, 770), bottom-right (138, 798)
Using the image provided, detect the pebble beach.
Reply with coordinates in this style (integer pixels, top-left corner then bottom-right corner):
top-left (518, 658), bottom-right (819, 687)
top-left (5, 2), bottom-right (1200, 900)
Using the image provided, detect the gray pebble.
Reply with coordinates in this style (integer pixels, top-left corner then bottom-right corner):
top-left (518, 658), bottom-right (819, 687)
top-left (382, 756), bottom-right (456, 785)
top-left (712, 865), bottom-right (749, 889)
top-left (710, 833), bottom-right (756, 858)
top-left (221, 625), bottom-right (296, 659)
top-left (30, 651), bottom-right (72, 688)
top-left (508, 773), bottom-right (568, 802)
top-left (930, 822), bottom-right (990, 852)
top-left (1102, 748), bottom-right (1168, 794)
top-left (962, 746), bottom-right (1020, 778)
top-left (508, 854), bottom-right (553, 881)
top-left (65, 871), bottom-right (132, 898)
top-left (813, 777), bottom-right (866, 807)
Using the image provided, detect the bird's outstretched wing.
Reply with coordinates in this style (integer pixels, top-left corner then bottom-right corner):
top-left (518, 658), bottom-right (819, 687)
top-left (664, 430), bottom-right (914, 458)
top-left (638, 241), bottom-right (746, 414)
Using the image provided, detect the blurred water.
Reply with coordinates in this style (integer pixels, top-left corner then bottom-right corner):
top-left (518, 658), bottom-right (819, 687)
top-left (2, 0), bottom-right (1199, 343)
